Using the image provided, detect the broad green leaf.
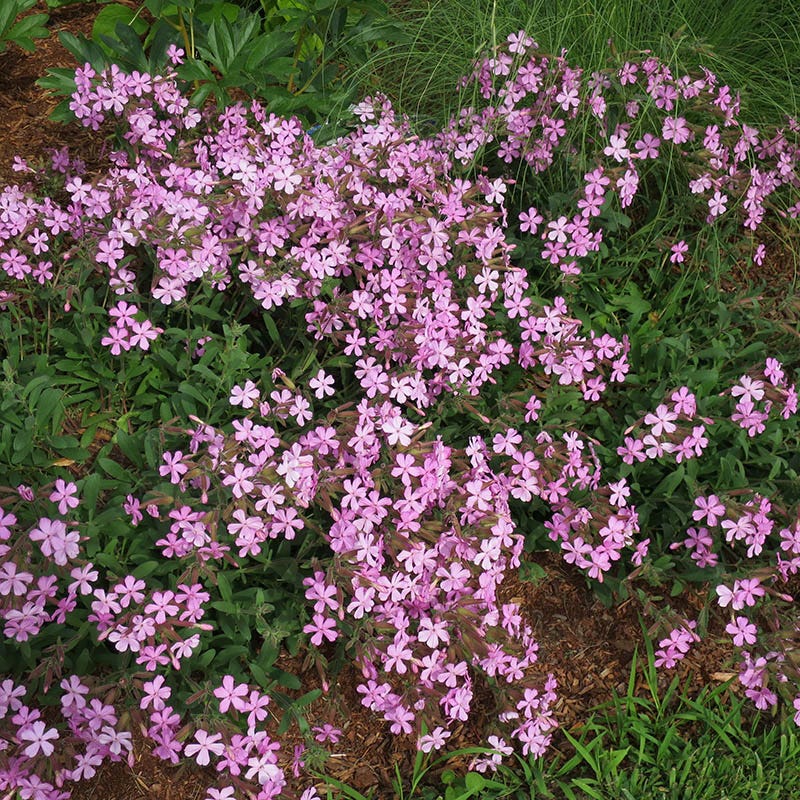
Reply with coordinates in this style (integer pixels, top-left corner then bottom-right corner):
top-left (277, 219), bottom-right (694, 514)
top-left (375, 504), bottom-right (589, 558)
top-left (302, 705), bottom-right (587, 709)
top-left (96, 457), bottom-right (132, 482)
top-left (92, 4), bottom-right (148, 41)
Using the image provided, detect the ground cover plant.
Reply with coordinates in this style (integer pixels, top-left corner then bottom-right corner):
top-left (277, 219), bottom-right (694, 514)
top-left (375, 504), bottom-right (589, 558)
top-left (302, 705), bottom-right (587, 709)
top-left (0, 5), bottom-right (800, 799)
top-left (38, 0), bottom-right (406, 130)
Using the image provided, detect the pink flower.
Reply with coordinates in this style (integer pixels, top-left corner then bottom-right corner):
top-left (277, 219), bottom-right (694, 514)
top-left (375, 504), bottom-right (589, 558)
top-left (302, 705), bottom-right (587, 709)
top-left (0, 509), bottom-right (16, 540)
top-left (693, 495), bottom-right (725, 526)
top-left (20, 720), bottom-right (59, 757)
top-left (312, 723), bottom-right (342, 744)
top-left (309, 368), bottom-right (335, 398)
top-left (166, 44), bottom-right (185, 64)
top-left (418, 726), bottom-right (451, 753)
top-left (206, 788), bottom-right (236, 800)
top-left (726, 617), bottom-right (758, 647)
top-left (634, 132), bottom-right (660, 159)
top-left (0, 562), bottom-right (33, 596)
top-left (643, 404), bottom-right (678, 436)
top-left (716, 584), bottom-right (735, 608)
top-left (662, 116), bottom-right (692, 144)
top-left (519, 206), bottom-right (543, 233)
top-left (60, 676), bottom-right (89, 711)
top-left (213, 676), bottom-right (249, 714)
top-left (303, 613), bottom-right (338, 646)
top-left (670, 240), bottom-right (688, 263)
top-left (141, 675), bottom-right (171, 711)
top-left (764, 358), bottom-right (785, 385)
top-left (708, 190), bottom-right (728, 217)
top-left (159, 451), bottom-right (188, 483)
top-left (49, 479), bottom-right (79, 515)
top-left (28, 517), bottom-right (80, 565)
top-left (229, 380), bottom-right (260, 408)
top-left (603, 133), bottom-right (631, 162)
top-left (101, 324), bottom-right (132, 355)
top-left (129, 319), bottom-right (162, 350)
top-left (185, 729), bottom-right (225, 766)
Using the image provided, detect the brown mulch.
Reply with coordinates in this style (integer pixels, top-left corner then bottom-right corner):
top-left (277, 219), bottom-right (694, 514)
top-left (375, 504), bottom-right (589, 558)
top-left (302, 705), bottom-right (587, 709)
top-left (0, 1), bottom-right (108, 188)
top-left (0, 5), bottom-right (793, 800)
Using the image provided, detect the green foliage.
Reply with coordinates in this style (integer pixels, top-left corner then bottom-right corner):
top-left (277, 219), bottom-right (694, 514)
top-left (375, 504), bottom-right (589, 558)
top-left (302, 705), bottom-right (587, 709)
top-left (4, 0), bottom-right (800, 794)
top-left (38, 0), bottom-right (407, 128)
top-left (0, 210), bottom-right (324, 708)
top-left (0, 0), bottom-right (49, 53)
top-left (365, 0), bottom-right (800, 130)
top-left (536, 645), bottom-right (800, 800)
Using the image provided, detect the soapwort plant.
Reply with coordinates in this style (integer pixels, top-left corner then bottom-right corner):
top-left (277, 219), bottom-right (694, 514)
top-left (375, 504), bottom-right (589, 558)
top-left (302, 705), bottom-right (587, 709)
top-left (0, 29), bottom-right (799, 800)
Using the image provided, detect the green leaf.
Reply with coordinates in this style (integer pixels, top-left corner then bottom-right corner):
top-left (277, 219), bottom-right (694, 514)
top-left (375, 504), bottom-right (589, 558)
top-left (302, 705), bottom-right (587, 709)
top-left (80, 473), bottom-right (103, 515)
top-left (0, 1), bottom-right (27, 36)
top-left (92, 4), bottom-right (148, 41)
top-left (571, 778), bottom-right (606, 800)
top-left (46, 0), bottom-right (99, 6)
top-left (464, 772), bottom-right (486, 792)
top-left (204, 17), bottom-right (235, 70)
top-left (217, 571), bottom-right (233, 603)
top-left (132, 561), bottom-right (161, 579)
top-left (189, 80), bottom-right (218, 108)
top-left (21, 374), bottom-right (52, 403)
top-left (96, 457), bottom-right (132, 481)
top-left (262, 313), bottom-right (281, 345)
top-left (272, 668), bottom-right (301, 690)
top-left (57, 30), bottom-right (106, 71)
top-left (244, 30), bottom-right (294, 72)
top-left (113, 429), bottom-right (143, 468)
top-left (196, 1), bottom-right (240, 24)
top-left (607, 746), bottom-right (630, 771)
top-left (11, 418), bottom-right (33, 452)
top-left (6, 13), bottom-right (50, 52)
top-left (34, 387), bottom-right (64, 433)
top-left (293, 688), bottom-right (322, 708)
top-left (214, 645), bottom-right (249, 664)
top-left (37, 67), bottom-right (78, 102)
top-left (559, 729), bottom-right (601, 779)
top-left (104, 20), bottom-right (149, 69)
top-left (146, 18), bottom-right (177, 68)
top-left (653, 465), bottom-right (685, 499)
top-left (178, 58), bottom-right (217, 82)
top-left (257, 642), bottom-right (278, 670)
top-left (143, 430), bottom-right (163, 470)
top-left (182, 300), bottom-right (223, 320)
top-left (519, 560), bottom-right (548, 583)
top-left (249, 661), bottom-right (270, 689)
top-left (210, 600), bottom-right (239, 614)
top-left (177, 380), bottom-right (212, 407)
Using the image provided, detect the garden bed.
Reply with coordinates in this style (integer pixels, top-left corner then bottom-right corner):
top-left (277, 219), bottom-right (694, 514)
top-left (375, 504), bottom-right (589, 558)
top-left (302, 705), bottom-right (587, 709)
top-left (1, 3), bottom-right (799, 800)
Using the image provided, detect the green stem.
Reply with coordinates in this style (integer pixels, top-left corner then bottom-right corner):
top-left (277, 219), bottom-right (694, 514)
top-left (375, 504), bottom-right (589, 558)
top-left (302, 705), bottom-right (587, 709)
top-left (287, 28), bottom-right (308, 94)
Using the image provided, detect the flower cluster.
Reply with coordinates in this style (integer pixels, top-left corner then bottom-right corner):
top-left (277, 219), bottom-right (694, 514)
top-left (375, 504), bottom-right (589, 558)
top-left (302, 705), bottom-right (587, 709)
top-left (617, 386), bottom-right (712, 465)
top-left (654, 619), bottom-right (698, 669)
top-left (438, 33), bottom-right (800, 274)
top-left (182, 393), bottom-right (563, 757)
top-left (0, 28), bottom-right (799, 800)
top-left (0, 484), bottom-right (137, 797)
top-left (727, 359), bottom-right (797, 436)
top-left (665, 487), bottom-right (800, 712)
